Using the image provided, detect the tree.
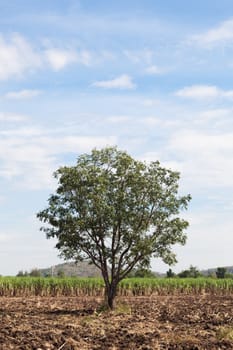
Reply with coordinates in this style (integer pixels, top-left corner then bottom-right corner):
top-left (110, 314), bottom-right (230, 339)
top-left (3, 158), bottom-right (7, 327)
top-left (37, 147), bottom-right (191, 309)
top-left (16, 270), bottom-right (28, 277)
top-left (29, 268), bottom-right (41, 277)
top-left (166, 268), bottom-right (176, 278)
top-left (133, 267), bottom-right (156, 278)
top-left (57, 269), bottom-right (65, 278)
top-left (178, 265), bottom-right (201, 278)
top-left (216, 267), bottom-right (226, 279)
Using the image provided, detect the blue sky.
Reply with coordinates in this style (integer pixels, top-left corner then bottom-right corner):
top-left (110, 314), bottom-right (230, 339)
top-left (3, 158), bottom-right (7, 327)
top-left (1, 0), bottom-right (233, 275)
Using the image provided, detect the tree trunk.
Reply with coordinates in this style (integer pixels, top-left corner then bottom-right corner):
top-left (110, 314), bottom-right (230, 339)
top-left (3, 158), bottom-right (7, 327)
top-left (105, 282), bottom-right (117, 309)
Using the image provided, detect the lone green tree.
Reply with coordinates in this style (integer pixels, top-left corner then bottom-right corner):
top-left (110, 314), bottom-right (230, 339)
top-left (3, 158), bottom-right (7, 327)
top-left (37, 147), bottom-right (191, 309)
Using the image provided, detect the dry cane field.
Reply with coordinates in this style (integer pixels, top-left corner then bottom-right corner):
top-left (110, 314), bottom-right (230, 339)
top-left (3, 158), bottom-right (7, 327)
top-left (0, 277), bottom-right (233, 349)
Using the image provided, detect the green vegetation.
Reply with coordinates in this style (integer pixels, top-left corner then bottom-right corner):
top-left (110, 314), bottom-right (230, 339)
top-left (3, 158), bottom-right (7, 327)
top-left (178, 265), bottom-right (202, 278)
top-left (216, 267), bottom-right (227, 279)
top-left (1, 277), bottom-right (233, 297)
top-left (217, 327), bottom-right (233, 341)
top-left (17, 268), bottom-right (41, 277)
top-left (0, 277), bottom-right (105, 297)
top-left (128, 267), bottom-right (157, 278)
top-left (166, 268), bottom-right (176, 278)
top-left (37, 147), bottom-right (191, 308)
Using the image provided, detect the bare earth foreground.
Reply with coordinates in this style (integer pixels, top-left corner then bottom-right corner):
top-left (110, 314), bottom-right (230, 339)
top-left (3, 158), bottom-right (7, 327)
top-left (0, 295), bottom-right (232, 349)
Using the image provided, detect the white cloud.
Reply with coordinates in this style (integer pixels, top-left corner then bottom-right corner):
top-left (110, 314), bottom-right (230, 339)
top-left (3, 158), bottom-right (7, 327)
top-left (0, 233), bottom-right (13, 243)
top-left (0, 126), bottom-right (117, 189)
top-left (0, 126), bottom-right (43, 136)
top-left (4, 89), bottom-right (42, 99)
top-left (45, 49), bottom-right (91, 70)
top-left (167, 130), bottom-right (233, 190)
top-left (0, 34), bottom-right (42, 80)
top-left (0, 33), bottom-right (93, 80)
top-left (171, 130), bottom-right (233, 152)
top-left (138, 151), bottom-right (163, 163)
top-left (142, 99), bottom-right (161, 106)
top-left (175, 85), bottom-right (233, 99)
top-left (142, 117), bottom-right (161, 126)
top-left (0, 112), bottom-right (27, 122)
top-left (0, 196), bottom-right (5, 204)
top-left (78, 50), bottom-right (92, 65)
top-left (106, 115), bottom-right (132, 123)
top-left (37, 135), bottom-right (117, 154)
top-left (123, 49), bottom-right (153, 64)
top-left (162, 208), bottom-right (233, 273)
top-left (144, 65), bottom-right (163, 75)
top-left (45, 49), bottom-right (78, 70)
top-left (192, 18), bottom-right (233, 47)
top-left (198, 108), bottom-right (232, 121)
top-left (92, 74), bottom-right (136, 89)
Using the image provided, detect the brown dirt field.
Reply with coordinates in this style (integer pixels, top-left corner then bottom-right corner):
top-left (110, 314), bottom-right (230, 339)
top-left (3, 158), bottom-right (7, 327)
top-left (0, 295), bottom-right (232, 349)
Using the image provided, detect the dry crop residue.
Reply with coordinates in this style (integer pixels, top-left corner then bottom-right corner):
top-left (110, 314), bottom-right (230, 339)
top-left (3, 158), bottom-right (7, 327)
top-left (0, 295), bottom-right (232, 349)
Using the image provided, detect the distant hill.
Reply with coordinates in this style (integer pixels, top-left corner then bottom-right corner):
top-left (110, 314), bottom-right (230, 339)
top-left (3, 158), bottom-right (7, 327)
top-left (40, 261), bottom-right (102, 278)
top-left (38, 262), bottom-right (233, 278)
top-left (39, 262), bottom-right (163, 278)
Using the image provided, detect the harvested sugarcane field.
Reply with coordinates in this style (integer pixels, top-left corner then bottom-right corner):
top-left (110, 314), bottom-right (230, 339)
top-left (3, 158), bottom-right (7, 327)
top-left (0, 277), bottom-right (233, 349)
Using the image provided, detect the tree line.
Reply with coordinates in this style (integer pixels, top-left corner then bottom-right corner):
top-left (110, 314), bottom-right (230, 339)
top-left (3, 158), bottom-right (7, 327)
top-left (16, 266), bottom-right (232, 279)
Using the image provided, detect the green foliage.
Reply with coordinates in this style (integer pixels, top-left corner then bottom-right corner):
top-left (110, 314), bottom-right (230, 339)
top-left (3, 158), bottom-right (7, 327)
top-left (16, 270), bottom-right (28, 277)
top-left (37, 146), bottom-right (191, 308)
top-left (29, 269), bottom-right (41, 277)
top-left (130, 268), bottom-right (156, 278)
top-left (178, 265), bottom-right (201, 278)
top-left (216, 267), bottom-right (227, 279)
top-left (166, 268), bottom-right (176, 278)
top-left (57, 269), bottom-right (65, 278)
top-left (0, 277), bottom-right (233, 297)
top-left (17, 269), bottom-right (41, 277)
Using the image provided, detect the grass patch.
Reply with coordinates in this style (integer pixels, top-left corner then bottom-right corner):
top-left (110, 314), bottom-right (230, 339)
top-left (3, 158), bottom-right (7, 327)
top-left (216, 326), bottom-right (233, 341)
top-left (95, 300), bottom-right (132, 315)
top-left (113, 301), bottom-right (132, 315)
top-left (79, 315), bottom-right (96, 326)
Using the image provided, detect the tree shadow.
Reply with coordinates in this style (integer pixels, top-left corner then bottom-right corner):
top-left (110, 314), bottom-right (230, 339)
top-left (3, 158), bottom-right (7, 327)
top-left (45, 308), bottom-right (95, 316)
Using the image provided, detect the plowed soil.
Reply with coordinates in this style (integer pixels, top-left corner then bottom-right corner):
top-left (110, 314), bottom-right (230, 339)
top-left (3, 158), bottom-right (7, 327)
top-left (0, 294), bottom-right (232, 349)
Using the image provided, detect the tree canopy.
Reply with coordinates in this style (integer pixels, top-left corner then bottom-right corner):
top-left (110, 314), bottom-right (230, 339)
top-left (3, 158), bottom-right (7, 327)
top-left (216, 267), bottom-right (227, 279)
top-left (178, 265), bottom-right (201, 278)
top-left (37, 147), bottom-right (191, 308)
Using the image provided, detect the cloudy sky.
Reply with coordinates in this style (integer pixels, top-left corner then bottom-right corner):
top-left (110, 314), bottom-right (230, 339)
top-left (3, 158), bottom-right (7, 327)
top-left (1, 0), bottom-right (233, 275)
